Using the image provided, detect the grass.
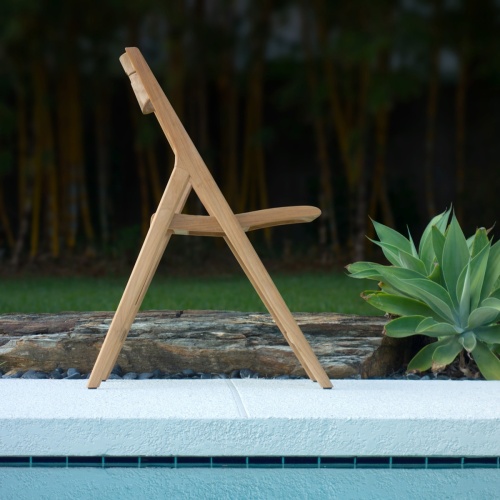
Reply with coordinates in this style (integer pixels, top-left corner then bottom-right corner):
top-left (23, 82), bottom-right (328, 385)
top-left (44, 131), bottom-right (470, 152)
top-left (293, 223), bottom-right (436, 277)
top-left (0, 272), bottom-right (381, 315)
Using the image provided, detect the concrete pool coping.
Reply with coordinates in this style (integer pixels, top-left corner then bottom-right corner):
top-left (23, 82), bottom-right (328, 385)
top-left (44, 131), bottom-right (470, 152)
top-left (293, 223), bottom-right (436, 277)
top-left (1, 379), bottom-right (499, 457)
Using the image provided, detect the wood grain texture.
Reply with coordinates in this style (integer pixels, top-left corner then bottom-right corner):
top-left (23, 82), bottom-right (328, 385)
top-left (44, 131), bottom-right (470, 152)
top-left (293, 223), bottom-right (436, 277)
top-left (168, 206), bottom-right (321, 236)
top-left (119, 53), bottom-right (154, 114)
top-left (87, 168), bottom-right (191, 388)
top-left (0, 311), bottom-right (413, 379)
top-left (88, 47), bottom-right (332, 389)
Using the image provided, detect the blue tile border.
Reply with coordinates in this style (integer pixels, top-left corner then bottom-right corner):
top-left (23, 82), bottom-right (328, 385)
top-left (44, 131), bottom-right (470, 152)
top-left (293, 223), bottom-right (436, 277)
top-left (0, 456), bottom-right (499, 469)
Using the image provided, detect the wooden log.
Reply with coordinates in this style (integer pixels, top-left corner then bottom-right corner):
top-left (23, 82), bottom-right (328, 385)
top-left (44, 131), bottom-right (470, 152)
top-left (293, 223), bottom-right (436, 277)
top-left (0, 311), bottom-right (415, 378)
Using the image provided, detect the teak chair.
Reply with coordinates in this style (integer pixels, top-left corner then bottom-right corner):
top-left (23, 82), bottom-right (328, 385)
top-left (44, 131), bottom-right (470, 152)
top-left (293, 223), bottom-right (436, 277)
top-left (87, 47), bottom-right (332, 389)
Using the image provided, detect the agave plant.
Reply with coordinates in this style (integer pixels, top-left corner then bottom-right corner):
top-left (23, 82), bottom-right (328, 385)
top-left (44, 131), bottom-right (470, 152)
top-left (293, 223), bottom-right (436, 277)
top-left (347, 209), bottom-right (500, 380)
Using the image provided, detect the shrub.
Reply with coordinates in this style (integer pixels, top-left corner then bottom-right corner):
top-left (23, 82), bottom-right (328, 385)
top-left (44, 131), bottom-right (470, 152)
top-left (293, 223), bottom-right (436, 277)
top-left (347, 208), bottom-right (500, 379)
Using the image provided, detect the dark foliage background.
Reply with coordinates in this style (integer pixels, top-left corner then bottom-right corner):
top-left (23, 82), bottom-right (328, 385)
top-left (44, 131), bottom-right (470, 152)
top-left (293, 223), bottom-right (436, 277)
top-left (1, 0), bottom-right (499, 271)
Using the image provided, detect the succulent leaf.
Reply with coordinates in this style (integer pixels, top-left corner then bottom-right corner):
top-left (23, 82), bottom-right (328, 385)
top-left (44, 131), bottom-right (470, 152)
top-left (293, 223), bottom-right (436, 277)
top-left (471, 228), bottom-right (490, 258)
top-left (375, 266), bottom-right (421, 294)
top-left (457, 261), bottom-right (471, 328)
top-left (469, 239), bottom-right (490, 310)
top-left (345, 262), bottom-right (382, 280)
top-left (480, 297), bottom-right (500, 310)
top-left (467, 307), bottom-right (500, 329)
top-left (471, 341), bottom-right (500, 380)
top-left (418, 208), bottom-right (451, 273)
top-left (431, 226), bottom-right (446, 271)
top-left (378, 282), bottom-right (401, 296)
top-left (480, 240), bottom-right (500, 303)
top-left (474, 325), bottom-right (500, 344)
top-left (384, 316), bottom-right (428, 338)
top-left (467, 226), bottom-right (493, 249)
top-left (427, 262), bottom-right (444, 286)
top-left (431, 337), bottom-right (463, 372)
top-left (368, 239), bottom-right (402, 267)
top-left (345, 262), bottom-right (376, 273)
top-left (415, 318), bottom-right (460, 336)
top-left (376, 267), bottom-right (455, 322)
top-left (400, 278), bottom-right (455, 323)
top-left (435, 207), bottom-right (453, 233)
top-left (441, 215), bottom-right (470, 307)
top-left (362, 292), bottom-right (446, 320)
top-left (372, 219), bottom-right (412, 255)
top-left (398, 250), bottom-right (427, 275)
top-left (459, 331), bottom-right (477, 352)
top-left (407, 340), bottom-right (443, 372)
top-left (408, 230), bottom-right (419, 258)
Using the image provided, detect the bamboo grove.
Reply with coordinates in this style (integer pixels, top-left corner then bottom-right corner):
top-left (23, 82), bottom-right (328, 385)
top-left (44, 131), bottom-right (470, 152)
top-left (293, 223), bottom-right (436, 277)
top-left (1, 0), bottom-right (499, 266)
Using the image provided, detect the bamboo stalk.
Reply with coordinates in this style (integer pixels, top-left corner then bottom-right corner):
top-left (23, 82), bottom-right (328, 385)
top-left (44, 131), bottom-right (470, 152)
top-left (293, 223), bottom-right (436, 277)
top-left (222, 81), bottom-right (239, 207)
top-left (455, 49), bottom-right (467, 222)
top-left (424, 0), bottom-right (442, 220)
top-left (41, 77), bottom-right (59, 258)
top-left (57, 75), bottom-right (70, 248)
top-left (219, 72), bottom-right (240, 207)
top-left (65, 70), bottom-right (79, 250)
top-left (95, 89), bottom-right (110, 245)
top-left (367, 49), bottom-right (394, 242)
top-left (0, 184), bottom-right (14, 249)
top-left (130, 109), bottom-right (151, 238)
top-left (368, 106), bottom-right (394, 238)
top-left (30, 63), bottom-right (44, 258)
top-left (215, 0), bottom-right (240, 209)
top-left (301, 1), bottom-right (340, 260)
top-left (424, 47), bottom-right (439, 219)
top-left (165, 3), bottom-right (186, 176)
top-left (315, 0), bottom-right (372, 260)
top-left (314, 0), bottom-right (350, 180)
top-left (240, 0), bottom-right (270, 223)
top-left (146, 146), bottom-right (162, 205)
top-left (72, 74), bottom-right (95, 249)
top-left (12, 83), bottom-right (31, 264)
top-left (16, 85), bottom-right (28, 222)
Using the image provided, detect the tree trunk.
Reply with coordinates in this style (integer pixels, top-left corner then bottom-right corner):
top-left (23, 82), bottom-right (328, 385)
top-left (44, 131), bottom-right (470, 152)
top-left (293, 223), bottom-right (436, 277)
top-left (423, 0), bottom-right (443, 220)
top-left (95, 89), bottom-right (111, 245)
top-left (216, 0), bottom-right (240, 210)
top-left (367, 106), bottom-right (394, 246)
top-left (240, 0), bottom-right (270, 232)
top-left (455, 50), bottom-right (467, 222)
top-left (0, 185), bottom-right (14, 249)
top-left (301, 2), bottom-right (340, 262)
top-left (30, 62), bottom-right (46, 258)
top-left (424, 47), bottom-right (439, 219)
top-left (0, 311), bottom-right (416, 379)
top-left (315, 0), bottom-right (371, 261)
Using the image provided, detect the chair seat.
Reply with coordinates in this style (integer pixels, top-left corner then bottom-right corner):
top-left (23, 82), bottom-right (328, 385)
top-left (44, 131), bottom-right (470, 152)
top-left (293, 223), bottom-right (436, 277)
top-left (165, 206), bottom-right (321, 237)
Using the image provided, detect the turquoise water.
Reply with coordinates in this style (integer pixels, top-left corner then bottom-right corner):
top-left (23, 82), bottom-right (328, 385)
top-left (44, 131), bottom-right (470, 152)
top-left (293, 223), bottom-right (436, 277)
top-left (2, 456), bottom-right (499, 500)
top-left (2, 467), bottom-right (499, 500)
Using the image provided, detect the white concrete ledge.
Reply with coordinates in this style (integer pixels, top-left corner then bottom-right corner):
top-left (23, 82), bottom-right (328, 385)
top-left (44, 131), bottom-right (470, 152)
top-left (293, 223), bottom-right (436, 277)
top-left (1, 379), bottom-right (500, 457)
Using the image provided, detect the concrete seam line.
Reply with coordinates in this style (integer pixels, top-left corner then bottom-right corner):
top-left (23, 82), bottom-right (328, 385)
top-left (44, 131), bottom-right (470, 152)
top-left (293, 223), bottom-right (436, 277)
top-left (225, 379), bottom-right (249, 418)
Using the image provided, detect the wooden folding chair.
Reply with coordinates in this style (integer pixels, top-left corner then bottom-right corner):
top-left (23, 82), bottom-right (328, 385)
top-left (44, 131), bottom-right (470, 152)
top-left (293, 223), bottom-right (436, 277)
top-left (87, 47), bottom-right (332, 389)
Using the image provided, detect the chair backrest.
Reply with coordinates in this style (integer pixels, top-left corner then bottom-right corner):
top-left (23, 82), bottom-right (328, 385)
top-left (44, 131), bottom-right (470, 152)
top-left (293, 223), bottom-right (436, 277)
top-left (120, 47), bottom-right (205, 175)
top-left (121, 47), bottom-right (246, 239)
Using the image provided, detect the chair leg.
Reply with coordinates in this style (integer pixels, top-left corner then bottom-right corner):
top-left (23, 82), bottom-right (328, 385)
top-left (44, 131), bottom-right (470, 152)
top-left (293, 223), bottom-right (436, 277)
top-left (224, 235), bottom-right (332, 389)
top-left (87, 168), bottom-right (191, 388)
top-left (190, 173), bottom-right (332, 388)
top-left (224, 237), bottom-right (316, 382)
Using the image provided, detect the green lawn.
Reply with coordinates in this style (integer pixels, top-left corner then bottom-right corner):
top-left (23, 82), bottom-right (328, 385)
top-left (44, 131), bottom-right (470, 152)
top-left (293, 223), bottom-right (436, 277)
top-left (0, 272), bottom-right (380, 315)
